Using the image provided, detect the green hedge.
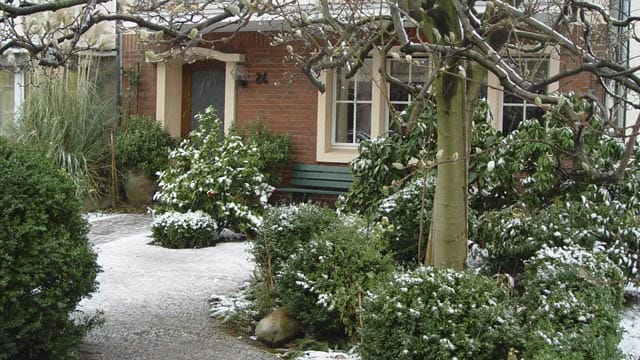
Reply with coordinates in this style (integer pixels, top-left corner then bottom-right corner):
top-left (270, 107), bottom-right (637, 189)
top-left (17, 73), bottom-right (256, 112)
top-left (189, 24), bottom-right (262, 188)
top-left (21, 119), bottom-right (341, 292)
top-left (0, 139), bottom-right (99, 359)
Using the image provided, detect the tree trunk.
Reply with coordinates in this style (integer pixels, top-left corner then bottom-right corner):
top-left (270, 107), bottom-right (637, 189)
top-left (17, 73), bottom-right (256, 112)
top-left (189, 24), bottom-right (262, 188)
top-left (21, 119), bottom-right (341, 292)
top-left (426, 64), bottom-right (468, 270)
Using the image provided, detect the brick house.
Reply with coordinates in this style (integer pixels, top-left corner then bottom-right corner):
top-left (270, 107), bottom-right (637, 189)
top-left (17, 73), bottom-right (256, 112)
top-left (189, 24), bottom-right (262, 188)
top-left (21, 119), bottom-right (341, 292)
top-left (119, 1), bottom-right (638, 188)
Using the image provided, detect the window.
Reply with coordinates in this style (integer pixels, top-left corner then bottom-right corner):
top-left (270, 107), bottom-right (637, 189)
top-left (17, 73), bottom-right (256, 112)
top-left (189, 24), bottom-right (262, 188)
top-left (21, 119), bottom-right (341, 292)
top-left (0, 70), bottom-right (23, 135)
top-left (501, 58), bottom-right (549, 134)
top-left (333, 59), bottom-right (373, 144)
top-left (317, 50), bottom-right (430, 162)
top-left (487, 54), bottom-right (559, 135)
top-left (387, 58), bottom-right (429, 132)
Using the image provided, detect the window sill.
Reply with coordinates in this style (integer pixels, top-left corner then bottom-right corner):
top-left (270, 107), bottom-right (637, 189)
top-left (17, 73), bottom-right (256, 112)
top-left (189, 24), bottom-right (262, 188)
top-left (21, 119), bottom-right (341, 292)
top-left (316, 147), bottom-right (358, 164)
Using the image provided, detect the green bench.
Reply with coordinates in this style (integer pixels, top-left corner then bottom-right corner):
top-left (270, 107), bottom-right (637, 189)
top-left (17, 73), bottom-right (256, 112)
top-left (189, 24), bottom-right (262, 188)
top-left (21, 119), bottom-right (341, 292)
top-left (277, 164), bottom-right (353, 202)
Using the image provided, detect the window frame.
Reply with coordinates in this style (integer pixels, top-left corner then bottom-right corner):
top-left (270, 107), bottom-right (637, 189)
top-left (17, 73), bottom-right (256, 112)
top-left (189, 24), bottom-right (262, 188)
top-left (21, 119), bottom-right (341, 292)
top-left (316, 49), bottom-right (430, 163)
top-left (0, 69), bottom-right (24, 135)
top-left (331, 58), bottom-right (374, 146)
top-left (486, 50), bottom-right (560, 134)
top-left (316, 49), bottom-right (385, 163)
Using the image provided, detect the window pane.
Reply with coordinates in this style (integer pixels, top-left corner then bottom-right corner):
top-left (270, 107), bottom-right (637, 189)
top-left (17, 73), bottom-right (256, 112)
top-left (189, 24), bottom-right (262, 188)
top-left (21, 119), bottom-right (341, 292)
top-left (526, 105), bottom-right (545, 122)
top-left (355, 103), bottom-right (371, 142)
top-left (503, 91), bottom-right (522, 104)
top-left (334, 102), bottom-right (353, 143)
top-left (336, 69), bottom-right (355, 101)
top-left (356, 77), bottom-right (372, 100)
top-left (502, 106), bottom-right (523, 135)
top-left (0, 71), bottom-right (15, 133)
top-left (501, 57), bottom-right (549, 135)
top-left (411, 60), bottom-right (429, 85)
top-left (356, 59), bottom-right (372, 101)
top-left (389, 61), bottom-right (410, 83)
top-left (390, 83), bottom-right (409, 102)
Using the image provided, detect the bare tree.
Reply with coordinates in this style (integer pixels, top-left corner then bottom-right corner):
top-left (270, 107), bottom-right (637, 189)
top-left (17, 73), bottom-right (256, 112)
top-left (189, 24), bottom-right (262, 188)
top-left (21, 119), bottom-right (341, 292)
top-left (271, 0), bottom-right (640, 269)
top-left (3, 0), bottom-right (639, 270)
top-left (0, 0), bottom-right (280, 66)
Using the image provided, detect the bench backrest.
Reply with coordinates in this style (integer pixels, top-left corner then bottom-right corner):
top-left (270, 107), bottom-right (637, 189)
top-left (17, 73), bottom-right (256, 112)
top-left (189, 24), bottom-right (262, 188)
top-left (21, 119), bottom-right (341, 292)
top-left (289, 164), bottom-right (352, 191)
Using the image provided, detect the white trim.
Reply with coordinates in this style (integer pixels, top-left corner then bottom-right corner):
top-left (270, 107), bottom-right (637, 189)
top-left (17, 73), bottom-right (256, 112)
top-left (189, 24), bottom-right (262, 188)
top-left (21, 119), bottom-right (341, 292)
top-left (13, 71), bottom-right (24, 119)
top-left (487, 50), bottom-right (560, 132)
top-left (154, 47), bottom-right (245, 136)
top-left (316, 49), bottom-right (390, 163)
top-left (156, 60), bottom-right (182, 137)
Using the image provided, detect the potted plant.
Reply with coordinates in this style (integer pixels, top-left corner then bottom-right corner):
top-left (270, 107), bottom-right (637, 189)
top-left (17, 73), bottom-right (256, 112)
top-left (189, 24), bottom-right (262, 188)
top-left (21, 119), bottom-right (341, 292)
top-left (114, 116), bottom-right (177, 205)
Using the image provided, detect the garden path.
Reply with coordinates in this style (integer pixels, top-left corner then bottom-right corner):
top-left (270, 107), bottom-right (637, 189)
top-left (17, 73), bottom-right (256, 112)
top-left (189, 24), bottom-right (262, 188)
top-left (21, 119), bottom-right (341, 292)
top-left (78, 213), bottom-right (275, 360)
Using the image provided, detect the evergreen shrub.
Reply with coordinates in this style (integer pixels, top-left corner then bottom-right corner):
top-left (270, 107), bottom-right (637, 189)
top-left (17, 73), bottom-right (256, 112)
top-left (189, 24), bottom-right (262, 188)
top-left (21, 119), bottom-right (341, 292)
top-left (276, 217), bottom-right (393, 340)
top-left (154, 107), bottom-right (272, 236)
top-left (519, 245), bottom-right (624, 359)
top-left (360, 267), bottom-right (520, 360)
top-left (114, 115), bottom-right (177, 179)
top-left (0, 139), bottom-right (99, 359)
top-left (253, 203), bottom-right (338, 281)
top-left (373, 176), bottom-right (435, 265)
top-left (151, 210), bottom-right (218, 248)
top-left (236, 120), bottom-right (292, 186)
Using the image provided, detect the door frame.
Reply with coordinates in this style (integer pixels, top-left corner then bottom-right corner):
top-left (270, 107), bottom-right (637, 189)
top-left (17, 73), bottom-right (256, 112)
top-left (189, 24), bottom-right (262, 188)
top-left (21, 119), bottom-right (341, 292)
top-left (154, 47), bottom-right (245, 138)
top-left (181, 60), bottom-right (226, 138)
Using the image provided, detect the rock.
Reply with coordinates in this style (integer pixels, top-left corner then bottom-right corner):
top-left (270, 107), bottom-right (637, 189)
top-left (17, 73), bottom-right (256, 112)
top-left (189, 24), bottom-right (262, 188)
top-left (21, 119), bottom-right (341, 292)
top-left (123, 170), bottom-right (157, 206)
top-left (254, 308), bottom-right (300, 347)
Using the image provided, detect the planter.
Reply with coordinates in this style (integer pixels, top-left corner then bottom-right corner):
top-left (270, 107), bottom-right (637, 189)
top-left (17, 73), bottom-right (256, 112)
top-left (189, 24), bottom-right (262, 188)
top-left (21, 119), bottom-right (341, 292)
top-left (123, 170), bottom-right (157, 206)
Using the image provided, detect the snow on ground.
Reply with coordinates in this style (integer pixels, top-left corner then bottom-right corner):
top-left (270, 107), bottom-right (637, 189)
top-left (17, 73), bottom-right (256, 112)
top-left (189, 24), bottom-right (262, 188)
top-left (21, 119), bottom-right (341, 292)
top-left (78, 213), bottom-right (275, 359)
top-left (82, 212), bottom-right (640, 360)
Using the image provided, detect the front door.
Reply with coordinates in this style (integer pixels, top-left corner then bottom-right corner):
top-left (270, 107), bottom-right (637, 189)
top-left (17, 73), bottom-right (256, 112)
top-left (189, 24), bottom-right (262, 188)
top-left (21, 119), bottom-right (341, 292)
top-left (182, 60), bottom-right (225, 137)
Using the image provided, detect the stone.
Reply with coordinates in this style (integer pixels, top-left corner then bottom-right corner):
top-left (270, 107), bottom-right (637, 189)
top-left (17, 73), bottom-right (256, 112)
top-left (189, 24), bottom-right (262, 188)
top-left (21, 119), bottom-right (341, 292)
top-left (123, 170), bottom-right (157, 206)
top-left (254, 308), bottom-right (300, 347)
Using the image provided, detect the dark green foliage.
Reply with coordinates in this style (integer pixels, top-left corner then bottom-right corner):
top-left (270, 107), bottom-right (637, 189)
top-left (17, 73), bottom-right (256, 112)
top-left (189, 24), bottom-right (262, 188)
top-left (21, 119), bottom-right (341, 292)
top-left (253, 203), bottom-right (338, 281)
top-left (471, 95), bottom-right (640, 279)
top-left (372, 176), bottom-right (435, 265)
top-left (0, 139), bottom-right (99, 360)
top-left (360, 267), bottom-right (520, 360)
top-left (518, 245), bottom-right (624, 359)
top-left (154, 108), bottom-right (272, 235)
top-left (340, 105), bottom-right (437, 214)
top-left (114, 115), bottom-right (177, 179)
top-left (474, 196), bottom-right (640, 277)
top-left (236, 120), bottom-right (292, 186)
top-left (276, 218), bottom-right (394, 340)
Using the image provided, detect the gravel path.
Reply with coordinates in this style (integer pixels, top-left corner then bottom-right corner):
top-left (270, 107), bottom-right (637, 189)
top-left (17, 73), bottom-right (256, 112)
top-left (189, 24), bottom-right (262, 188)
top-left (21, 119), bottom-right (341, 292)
top-left (79, 213), bottom-right (276, 360)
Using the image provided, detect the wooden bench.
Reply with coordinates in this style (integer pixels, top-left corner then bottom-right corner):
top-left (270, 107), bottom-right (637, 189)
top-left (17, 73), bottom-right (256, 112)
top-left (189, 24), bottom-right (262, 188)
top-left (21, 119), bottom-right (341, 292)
top-left (277, 164), bottom-right (353, 202)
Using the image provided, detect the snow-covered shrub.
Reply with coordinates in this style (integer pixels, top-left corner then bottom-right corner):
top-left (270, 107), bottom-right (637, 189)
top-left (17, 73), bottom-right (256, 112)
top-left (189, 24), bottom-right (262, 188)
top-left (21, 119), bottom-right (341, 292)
top-left (474, 194), bottom-right (640, 278)
top-left (276, 217), bottom-right (394, 340)
top-left (372, 175), bottom-right (435, 265)
top-left (235, 119), bottom-right (292, 186)
top-left (0, 139), bottom-right (99, 359)
top-left (151, 210), bottom-right (218, 248)
top-left (339, 105), bottom-right (437, 214)
top-left (360, 267), bottom-right (520, 360)
top-left (153, 107), bottom-right (272, 236)
top-left (252, 203), bottom-right (337, 287)
top-left (470, 96), bottom-right (640, 279)
top-left (518, 245), bottom-right (624, 359)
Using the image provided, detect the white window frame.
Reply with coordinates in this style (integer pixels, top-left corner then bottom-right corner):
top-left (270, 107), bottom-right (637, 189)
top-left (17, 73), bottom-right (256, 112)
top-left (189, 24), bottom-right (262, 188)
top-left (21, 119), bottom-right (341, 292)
top-left (317, 49), bottom-right (429, 163)
top-left (331, 58), bottom-right (374, 146)
top-left (0, 69), bottom-right (24, 134)
top-left (486, 50), bottom-right (560, 133)
top-left (317, 49), bottom-right (385, 163)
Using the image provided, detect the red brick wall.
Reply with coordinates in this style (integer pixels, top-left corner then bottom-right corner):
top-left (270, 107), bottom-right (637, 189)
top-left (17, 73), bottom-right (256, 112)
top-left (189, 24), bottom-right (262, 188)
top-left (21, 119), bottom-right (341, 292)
top-left (558, 24), bottom-right (608, 100)
top-left (120, 34), bottom-right (157, 119)
top-left (121, 32), bottom-right (321, 166)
